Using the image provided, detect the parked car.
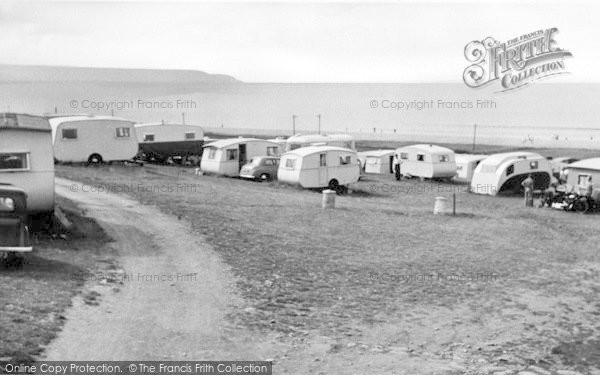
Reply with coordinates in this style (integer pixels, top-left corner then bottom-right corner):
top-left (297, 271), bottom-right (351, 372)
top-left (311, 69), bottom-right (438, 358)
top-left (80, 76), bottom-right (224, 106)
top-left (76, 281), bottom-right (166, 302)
top-left (0, 185), bottom-right (32, 267)
top-left (239, 156), bottom-right (280, 181)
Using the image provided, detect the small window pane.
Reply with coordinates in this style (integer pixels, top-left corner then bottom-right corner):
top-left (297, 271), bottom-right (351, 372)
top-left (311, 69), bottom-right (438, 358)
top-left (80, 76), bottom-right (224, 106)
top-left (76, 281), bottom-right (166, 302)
top-left (417, 154), bottom-right (425, 161)
top-left (320, 154), bottom-right (327, 167)
top-left (227, 149), bottom-right (238, 161)
top-left (185, 132), bottom-right (195, 140)
top-left (116, 127), bottom-right (130, 138)
top-left (340, 155), bottom-right (351, 165)
top-left (207, 148), bottom-right (217, 159)
top-left (0, 153), bottom-right (28, 170)
top-left (285, 158), bottom-right (296, 168)
top-left (144, 134), bottom-right (155, 142)
top-left (62, 129), bottom-right (78, 139)
top-left (400, 153), bottom-right (408, 160)
top-left (507, 164), bottom-right (514, 176)
top-left (267, 147), bottom-right (279, 156)
top-left (530, 161), bottom-right (538, 169)
top-left (439, 155), bottom-right (449, 162)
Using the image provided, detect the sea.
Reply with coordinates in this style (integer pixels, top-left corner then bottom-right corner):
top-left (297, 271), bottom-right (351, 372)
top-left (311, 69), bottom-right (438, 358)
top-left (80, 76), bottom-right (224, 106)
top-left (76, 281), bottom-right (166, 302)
top-left (1, 81), bottom-right (599, 149)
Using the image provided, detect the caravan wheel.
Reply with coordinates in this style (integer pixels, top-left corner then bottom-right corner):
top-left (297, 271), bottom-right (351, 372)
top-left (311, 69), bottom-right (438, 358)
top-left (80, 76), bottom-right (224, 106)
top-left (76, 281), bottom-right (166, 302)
top-left (87, 154), bottom-right (103, 165)
top-left (328, 179), bottom-right (345, 194)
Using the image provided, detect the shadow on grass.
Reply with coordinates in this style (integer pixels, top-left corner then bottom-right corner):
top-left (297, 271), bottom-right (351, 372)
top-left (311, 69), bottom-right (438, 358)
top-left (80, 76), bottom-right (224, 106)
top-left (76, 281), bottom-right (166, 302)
top-left (0, 254), bottom-right (86, 283)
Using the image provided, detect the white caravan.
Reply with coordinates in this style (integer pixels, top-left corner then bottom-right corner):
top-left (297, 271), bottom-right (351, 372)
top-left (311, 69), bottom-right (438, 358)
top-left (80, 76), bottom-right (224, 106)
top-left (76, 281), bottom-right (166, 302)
top-left (201, 138), bottom-right (280, 176)
top-left (470, 152), bottom-right (552, 195)
top-left (364, 150), bottom-right (396, 174)
top-left (393, 144), bottom-right (457, 180)
top-left (454, 154), bottom-right (488, 183)
top-left (278, 146), bottom-right (359, 190)
top-left (285, 134), bottom-right (355, 152)
top-left (562, 158), bottom-right (600, 194)
top-left (267, 137), bottom-right (288, 154)
top-left (49, 115), bottom-right (138, 163)
top-left (0, 113), bottom-right (55, 215)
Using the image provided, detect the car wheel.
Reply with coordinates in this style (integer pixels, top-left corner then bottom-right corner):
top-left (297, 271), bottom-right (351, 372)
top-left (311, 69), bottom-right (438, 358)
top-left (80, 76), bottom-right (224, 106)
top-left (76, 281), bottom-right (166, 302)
top-left (260, 173), bottom-right (270, 181)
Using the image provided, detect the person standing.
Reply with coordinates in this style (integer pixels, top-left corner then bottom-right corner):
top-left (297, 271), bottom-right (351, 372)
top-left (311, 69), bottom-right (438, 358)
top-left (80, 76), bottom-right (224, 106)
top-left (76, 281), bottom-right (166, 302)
top-left (521, 174), bottom-right (534, 207)
top-left (585, 175), bottom-right (594, 197)
top-left (395, 157), bottom-right (402, 181)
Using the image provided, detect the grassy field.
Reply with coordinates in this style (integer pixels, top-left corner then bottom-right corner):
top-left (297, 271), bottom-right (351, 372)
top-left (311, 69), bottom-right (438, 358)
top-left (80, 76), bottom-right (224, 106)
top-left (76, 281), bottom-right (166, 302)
top-left (0, 198), bottom-right (115, 362)
top-left (54, 162), bottom-right (600, 372)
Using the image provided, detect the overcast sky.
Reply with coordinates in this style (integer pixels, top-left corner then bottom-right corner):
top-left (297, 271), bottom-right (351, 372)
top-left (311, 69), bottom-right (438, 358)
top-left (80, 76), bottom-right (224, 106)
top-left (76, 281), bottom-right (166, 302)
top-left (0, 1), bottom-right (596, 82)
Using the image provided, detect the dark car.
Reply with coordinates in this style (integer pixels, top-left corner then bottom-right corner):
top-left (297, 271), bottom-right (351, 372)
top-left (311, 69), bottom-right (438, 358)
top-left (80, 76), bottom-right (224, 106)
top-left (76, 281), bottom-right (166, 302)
top-left (239, 156), bottom-right (280, 181)
top-left (0, 185), bottom-right (32, 267)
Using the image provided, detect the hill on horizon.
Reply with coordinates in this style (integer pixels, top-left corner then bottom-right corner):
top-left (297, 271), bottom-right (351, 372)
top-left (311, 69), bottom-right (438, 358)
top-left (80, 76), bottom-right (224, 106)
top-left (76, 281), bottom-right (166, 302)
top-left (0, 64), bottom-right (240, 84)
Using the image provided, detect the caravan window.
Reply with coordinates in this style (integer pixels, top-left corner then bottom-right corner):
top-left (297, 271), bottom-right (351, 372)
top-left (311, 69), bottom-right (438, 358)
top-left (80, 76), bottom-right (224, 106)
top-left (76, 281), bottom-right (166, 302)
top-left (320, 154), bottom-right (327, 167)
top-left (578, 174), bottom-right (591, 185)
top-left (62, 128), bottom-right (78, 139)
top-left (285, 158), bottom-right (296, 169)
top-left (439, 155), bottom-right (450, 162)
top-left (116, 128), bottom-right (131, 138)
top-left (400, 153), bottom-right (408, 160)
top-left (340, 155), bottom-right (352, 165)
top-left (506, 164), bottom-right (514, 176)
top-left (185, 132), bottom-right (195, 140)
top-left (0, 152), bottom-right (29, 171)
top-left (226, 149), bottom-right (238, 161)
top-left (530, 161), bottom-right (538, 169)
top-left (144, 134), bottom-right (155, 142)
top-left (207, 148), bottom-right (217, 159)
top-left (266, 147), bottom-right (279, 156)
top-left (417, 154), bottom-right (425, 161)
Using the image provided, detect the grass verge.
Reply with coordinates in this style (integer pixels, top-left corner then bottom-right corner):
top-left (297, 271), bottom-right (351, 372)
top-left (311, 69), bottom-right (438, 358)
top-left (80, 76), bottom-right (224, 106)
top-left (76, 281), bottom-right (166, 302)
top-left (0, 197), bottom-right (114, 362)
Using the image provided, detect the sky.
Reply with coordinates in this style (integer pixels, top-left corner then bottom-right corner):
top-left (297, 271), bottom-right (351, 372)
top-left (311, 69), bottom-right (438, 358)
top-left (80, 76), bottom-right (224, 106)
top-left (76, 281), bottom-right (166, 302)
top-left (0, 1), bottom-right (597, 82)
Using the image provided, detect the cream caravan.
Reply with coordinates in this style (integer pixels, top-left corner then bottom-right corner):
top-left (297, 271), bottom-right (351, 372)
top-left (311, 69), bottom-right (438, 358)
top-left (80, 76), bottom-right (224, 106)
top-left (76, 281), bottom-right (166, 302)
top-left (393, 144), bottom-right (457, 180)
top-left (49, 115), bottom-right (138, 163)
top-left (363, 150), bottom-right (396, 174)
top-left (0, 113), bottom-right (55, 215)
top-left (285, 134), bottom-right (355, 152)
top-left (470, 152), bottom-right (552, 195)
top-left (454, 154), bottom-right (488, 183)
top-left (278, 146), bottom-right (359, 191)
top-left (201, 138), bottom-right (280, 176)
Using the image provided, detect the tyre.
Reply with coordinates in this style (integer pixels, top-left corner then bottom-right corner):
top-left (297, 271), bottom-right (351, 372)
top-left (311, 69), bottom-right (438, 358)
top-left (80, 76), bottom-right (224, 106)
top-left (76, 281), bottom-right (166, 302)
top-left (328, 179), bottom-right (339, 190)
top-left (260, 173), bottom-right (271, 181)
top-left (87, 154), bottom-right (103, 165)
top-left (573, 199), bottom-right (589, 213)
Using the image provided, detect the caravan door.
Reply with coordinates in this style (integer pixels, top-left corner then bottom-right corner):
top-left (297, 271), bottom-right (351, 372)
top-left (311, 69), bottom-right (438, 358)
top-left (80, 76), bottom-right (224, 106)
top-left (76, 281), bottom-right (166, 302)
top-left (318, 153), bottom-right (328, 186)
top-left (238, 144), bottom-right (247, 170)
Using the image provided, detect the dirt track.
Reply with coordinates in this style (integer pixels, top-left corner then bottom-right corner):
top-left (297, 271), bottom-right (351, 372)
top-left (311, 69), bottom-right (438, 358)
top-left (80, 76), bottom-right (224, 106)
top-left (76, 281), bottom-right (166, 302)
top-left (44, 178), bottom-right (275, 360)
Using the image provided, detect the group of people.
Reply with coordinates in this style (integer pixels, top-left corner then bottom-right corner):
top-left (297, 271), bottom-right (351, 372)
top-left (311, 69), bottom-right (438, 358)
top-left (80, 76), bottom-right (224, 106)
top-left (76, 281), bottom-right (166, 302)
top-left (521, 173), bottom-right (595, 208)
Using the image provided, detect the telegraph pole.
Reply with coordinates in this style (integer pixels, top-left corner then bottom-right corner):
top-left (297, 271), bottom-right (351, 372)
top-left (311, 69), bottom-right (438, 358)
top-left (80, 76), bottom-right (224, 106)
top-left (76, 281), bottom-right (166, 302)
top-left (292, 115), bottom-right (297, 135)
top-left (317, 114), bottom-right (321, 134)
